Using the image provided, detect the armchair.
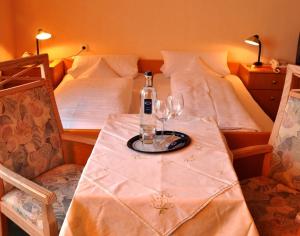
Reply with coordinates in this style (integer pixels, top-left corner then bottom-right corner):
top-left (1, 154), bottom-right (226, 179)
top-left (0, 55), bottom-right (96, 236)
top-left (232, 65), bottom-right (300, 235)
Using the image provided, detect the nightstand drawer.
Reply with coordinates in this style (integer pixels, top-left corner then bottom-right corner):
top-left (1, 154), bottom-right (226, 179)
top-left (250, 90), bottom-right (282, 120)
top-left (246, 73), bottom-right (285, 90)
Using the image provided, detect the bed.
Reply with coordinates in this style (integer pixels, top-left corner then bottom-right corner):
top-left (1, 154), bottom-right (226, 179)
top-left (56, 56), bottom-right (273, 130)
top-left (54, 55), bottom-right (139, 137)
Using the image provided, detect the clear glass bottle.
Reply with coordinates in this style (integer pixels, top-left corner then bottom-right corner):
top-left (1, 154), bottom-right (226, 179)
top-left (140, 71), bottom-right (157, 144)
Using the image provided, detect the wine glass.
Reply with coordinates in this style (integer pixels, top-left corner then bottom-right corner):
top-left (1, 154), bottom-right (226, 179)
top-left (167, 93), bottom-right (184, 119)
top-left (154, 99), bottom-right (170, 138)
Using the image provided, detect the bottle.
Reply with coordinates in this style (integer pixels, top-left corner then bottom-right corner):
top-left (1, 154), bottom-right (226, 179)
top-left (140, 71), bottom-right (157, 144)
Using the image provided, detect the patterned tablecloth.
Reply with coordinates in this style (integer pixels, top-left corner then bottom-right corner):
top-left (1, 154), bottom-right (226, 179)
top-left (60, 114), bottom-right (258, 236)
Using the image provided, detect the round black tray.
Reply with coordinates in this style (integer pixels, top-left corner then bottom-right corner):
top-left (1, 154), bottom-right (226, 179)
top-left (127, 130), bottom-right (191, 154)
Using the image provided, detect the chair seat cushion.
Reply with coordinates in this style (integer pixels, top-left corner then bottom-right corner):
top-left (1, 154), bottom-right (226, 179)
top-left (1, 164), bottom-right (83, 231)
top-left (241, 176), bottom-right (300, 236)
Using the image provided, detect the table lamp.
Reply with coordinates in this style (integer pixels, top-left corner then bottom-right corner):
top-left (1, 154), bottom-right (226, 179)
top-left (245, 34), bottom-right (263, 66)
top-left (36, 29), bottom-right (52, 55)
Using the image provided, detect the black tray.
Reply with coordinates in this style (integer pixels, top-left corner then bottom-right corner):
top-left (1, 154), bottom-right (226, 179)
top-left (127, 130), bottom-right (191, 154)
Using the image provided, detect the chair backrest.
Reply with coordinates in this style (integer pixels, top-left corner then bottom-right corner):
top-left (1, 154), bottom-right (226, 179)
top-left (266, 64), bottom-right (300, 190)
top-left (0, 55), bottom-right (65, 191)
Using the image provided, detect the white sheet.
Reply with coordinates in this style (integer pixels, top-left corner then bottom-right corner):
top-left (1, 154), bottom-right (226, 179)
top-left (130, 74), bottom-right (273, 132)
top-left (171, 70), bottom-right (260, 131)
top-left (225, 74), bottom-right (273, 132)
top-left (54, 74), bottom-right (133, 129)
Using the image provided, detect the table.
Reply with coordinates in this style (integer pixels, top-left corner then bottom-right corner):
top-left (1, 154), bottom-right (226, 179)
top-left (60, 114), bottom-right (258, 236)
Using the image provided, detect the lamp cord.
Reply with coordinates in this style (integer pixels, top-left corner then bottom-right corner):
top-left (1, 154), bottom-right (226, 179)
top-left (50, 46), bottom-right (87, 61)
top-left (66, 48), bottom-right (85, 58)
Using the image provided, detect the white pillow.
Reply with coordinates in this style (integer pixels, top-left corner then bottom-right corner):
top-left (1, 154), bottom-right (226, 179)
top-left (189, 58), bottom-right (223, 77)
top-left (160, 50), bottom-right (230, 77)
top-left (103, 55), bottom-right (138, 78)
top-left (160, 51), bottom-right (198, 77)
top-left (80, 58), bottom-right (120, 79)
top-left (68, 55), bottom-right (101, 78)
top-left (198, 51), bottom-right (230, 76)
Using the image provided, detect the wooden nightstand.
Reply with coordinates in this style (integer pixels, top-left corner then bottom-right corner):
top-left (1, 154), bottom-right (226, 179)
top-left (238, 64), bottom-right (286, 120)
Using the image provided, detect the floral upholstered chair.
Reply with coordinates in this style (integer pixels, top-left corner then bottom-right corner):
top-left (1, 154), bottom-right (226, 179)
top-left (0, 55), bottom-right (95, 236)
top-left (232, 65), bottom-right (300, 236)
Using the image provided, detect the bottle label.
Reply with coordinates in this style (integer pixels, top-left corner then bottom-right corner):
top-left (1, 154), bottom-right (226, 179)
top-left (144, 99), bottom-right (152, 114)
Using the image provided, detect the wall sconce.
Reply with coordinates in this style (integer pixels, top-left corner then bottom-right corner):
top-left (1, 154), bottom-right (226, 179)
top-left (36, 29), bottom-right (52, 55)
top-left (245, 34), bottom-right (263, 66)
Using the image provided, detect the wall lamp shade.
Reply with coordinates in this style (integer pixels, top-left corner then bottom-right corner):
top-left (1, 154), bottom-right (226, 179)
top-left (36, 29), bottom-right (52, 55)
top-left (245, 34), bottom-right (263, 66)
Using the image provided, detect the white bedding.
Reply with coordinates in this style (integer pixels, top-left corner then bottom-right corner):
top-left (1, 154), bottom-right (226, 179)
top-left (54, 74), bottom-right (133, 129)
top-left (130, 74), bottom-right (273, 132)
top-left (55, 71), bottom-right (273, 131)
top-left (171, 70), bottom-right (260, 131)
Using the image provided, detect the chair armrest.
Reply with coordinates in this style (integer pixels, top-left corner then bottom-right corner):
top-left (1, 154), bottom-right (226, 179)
top-left (61, 133), bottom-right (96, 146)
top-left (232, 144), bottom-right (273, 159)
top-left (0, 164), bottom-right (56, 205)
top-left (223, 131), bottom-right (270, 149)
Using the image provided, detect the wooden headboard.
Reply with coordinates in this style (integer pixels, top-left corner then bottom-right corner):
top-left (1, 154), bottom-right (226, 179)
top-left (62, 58), bottom-right (240, 75)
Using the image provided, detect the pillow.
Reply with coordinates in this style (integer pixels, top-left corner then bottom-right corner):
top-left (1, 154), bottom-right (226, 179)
top-left (198, 51), bottom-right (230, 76)
top-left (160, 51), bottom-right (198, 77)
top-left (191, 58), bottom-right (223, 77)
top-left (103, 55), bottom-right (138, 78)
top-left (68, 55), bottom-right (101, 78)
top-left (68, 54), bottom-right (139, 78)
top-left (80, 58), bottom-right (120, 79)
top-left (160, 50), bottom-right (230, 77)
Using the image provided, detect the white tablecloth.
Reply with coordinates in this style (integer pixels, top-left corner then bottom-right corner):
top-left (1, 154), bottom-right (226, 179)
top-left (60, 114), bottom-right (258, 236)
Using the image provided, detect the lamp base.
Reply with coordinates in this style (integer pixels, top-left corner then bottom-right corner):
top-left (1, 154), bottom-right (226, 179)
top-left (253, 61), bottom-right (263, 66)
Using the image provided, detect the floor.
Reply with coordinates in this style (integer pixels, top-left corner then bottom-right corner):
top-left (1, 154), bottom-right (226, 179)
top-left (8, 219), bottom-right (28, 236)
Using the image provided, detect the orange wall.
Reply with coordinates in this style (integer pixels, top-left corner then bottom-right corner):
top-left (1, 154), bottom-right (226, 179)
top-left (12, 0), bottom-right (300, 63)
top-left (0, 0), bottom-right (14, 61)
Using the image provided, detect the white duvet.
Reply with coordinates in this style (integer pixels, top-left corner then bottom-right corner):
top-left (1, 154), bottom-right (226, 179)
top-left (55, 75), bottom-right (133, 129)
top-left (171, 68), bottom-right (260, 131)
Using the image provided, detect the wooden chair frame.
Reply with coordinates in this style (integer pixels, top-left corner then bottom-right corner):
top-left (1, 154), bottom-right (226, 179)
top-left (232, 64), bottom-right (300, 176)
top-left (0, 55), bottom-right (96, 236)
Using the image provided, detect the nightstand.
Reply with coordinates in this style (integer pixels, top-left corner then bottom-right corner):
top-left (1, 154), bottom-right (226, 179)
top-left (238, 64), bottom-right (286, 120)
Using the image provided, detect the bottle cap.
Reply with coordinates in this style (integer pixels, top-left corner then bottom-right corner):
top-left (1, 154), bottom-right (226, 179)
top-left (144, 71), bottom-right (153, 77)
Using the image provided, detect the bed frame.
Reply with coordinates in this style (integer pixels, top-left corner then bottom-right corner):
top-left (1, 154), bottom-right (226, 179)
top-left (1, 57), bottom-right (271, 179)
top-left (62, 58), bottom-right (241, 75)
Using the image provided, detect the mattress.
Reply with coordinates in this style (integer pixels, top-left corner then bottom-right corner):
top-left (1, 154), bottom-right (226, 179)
top-left (130, 73), bottom-right (273, 132)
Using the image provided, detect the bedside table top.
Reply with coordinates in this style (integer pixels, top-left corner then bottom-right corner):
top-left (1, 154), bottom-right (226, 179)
top-left (241, 64), bottom-right (286, 74)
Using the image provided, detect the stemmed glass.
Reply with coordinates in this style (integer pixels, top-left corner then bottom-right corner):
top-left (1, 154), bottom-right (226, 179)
top-left (167, 93), bottom-right (184, 120)
top-left (154, 99), bottom-right (171, 138)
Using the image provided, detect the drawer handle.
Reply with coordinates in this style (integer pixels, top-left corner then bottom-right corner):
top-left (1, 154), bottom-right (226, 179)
top-left (272, 80), bottom-right (278, 85)
top-left (270, 96), bottom-right (276, 101)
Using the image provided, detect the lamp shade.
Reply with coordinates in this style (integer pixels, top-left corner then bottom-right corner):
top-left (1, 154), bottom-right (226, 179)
top-left (244, 34), bottom-right (263, 66)
top-left (245, 35), bottom-right (260, 46)
top-left (36, 29), bottom-right (52, 40)
top-left (35, 29), bottom-right (52, 55)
